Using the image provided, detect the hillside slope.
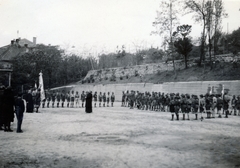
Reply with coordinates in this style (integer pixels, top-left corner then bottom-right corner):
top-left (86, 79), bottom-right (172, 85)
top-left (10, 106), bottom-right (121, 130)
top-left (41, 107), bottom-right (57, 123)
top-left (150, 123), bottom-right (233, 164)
top-left (77, 62), bottom-right (240, 85)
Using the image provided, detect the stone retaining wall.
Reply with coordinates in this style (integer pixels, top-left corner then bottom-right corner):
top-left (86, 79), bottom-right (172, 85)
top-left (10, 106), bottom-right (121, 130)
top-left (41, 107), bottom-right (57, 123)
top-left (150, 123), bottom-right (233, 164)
top-left (64, 80), bottom-right (240, 101)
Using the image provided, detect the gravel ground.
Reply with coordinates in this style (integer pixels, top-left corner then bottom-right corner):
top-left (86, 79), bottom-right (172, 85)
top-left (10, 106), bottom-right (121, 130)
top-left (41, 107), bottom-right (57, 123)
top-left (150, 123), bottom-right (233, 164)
top-left (0, 102), bottom-right (240, 168)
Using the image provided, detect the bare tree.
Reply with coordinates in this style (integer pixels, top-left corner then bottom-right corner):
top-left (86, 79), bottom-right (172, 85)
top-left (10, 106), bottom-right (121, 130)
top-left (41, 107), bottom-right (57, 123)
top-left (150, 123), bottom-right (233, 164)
top-left (152, 0), bottom-right (181, 77)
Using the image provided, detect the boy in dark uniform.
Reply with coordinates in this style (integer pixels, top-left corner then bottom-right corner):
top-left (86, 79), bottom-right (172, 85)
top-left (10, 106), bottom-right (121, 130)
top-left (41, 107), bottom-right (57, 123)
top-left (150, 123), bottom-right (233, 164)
top-left (81, 91), bottom-right (86, 108)
top-left (223, 93), bottom-right (230, 118)
top-left (56, 91), bottom-right (61, 108)
top-left (66, 91), bottom-right (70, 108)
top-left (174, 93), bottom-right (180, 120)
top-left (103, 92), bottom-right (106, 107)
top-left (216, 94), bottom-right (223, 118)
top-left (199, 94), bottom-right (205, 121)
top-left (236, 96), bottom-right (240, 116)
top-left (61, 90), bottom-right (66, 108)
top-left (46, 90), bottom-right (51, 108)
top-left (169, 94), bottom-right (175, 120)
top-left (51, 91), bottom-right (56, 108)
top-left (70, 90), bottom-right (75, 108)
top-left (231, 95), bottom-right (236, 115)
top-left (186, 94), bottom-right (192, 120)
top-left (93, 92), bottom-right (97, 107)
top-left (180, 94), bottom-right (187, 120)
top-left (42, 90), bottom-right (46, 108)
top-left (98, 92), bottom-right (102, 107)
top-left (107, 92), bottom-right (110, 107)
top-left (121, 91), bottom-right (126, 107)
top-left (192, 95), bottom-right (199, 120)
top-left (205, 94), bottom-right (212, 119)
top-left (111, 92), bottom-right (115, 107)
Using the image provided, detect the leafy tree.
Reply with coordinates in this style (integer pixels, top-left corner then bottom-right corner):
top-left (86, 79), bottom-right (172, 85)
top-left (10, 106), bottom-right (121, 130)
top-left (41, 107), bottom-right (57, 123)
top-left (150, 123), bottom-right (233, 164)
top-left (184, 0), bottom-right (208, 67)
top-left (184, 0), bottom-right (227, 68)
top-left (174, 38), bottom-right (193, 68)
top-left (12, 44), bottom-right (94, 89)
top-left (173, 25), bottom-right (193, 69)
top-left (227, 27), bottom-right (240, 54)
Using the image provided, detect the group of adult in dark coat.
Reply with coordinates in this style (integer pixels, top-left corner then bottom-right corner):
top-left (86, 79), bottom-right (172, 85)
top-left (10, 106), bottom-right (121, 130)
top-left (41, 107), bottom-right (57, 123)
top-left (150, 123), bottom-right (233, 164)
top-left (0, 86), bottom-right (15, 132)
top-left (23, 88), bottom-right (41, 113)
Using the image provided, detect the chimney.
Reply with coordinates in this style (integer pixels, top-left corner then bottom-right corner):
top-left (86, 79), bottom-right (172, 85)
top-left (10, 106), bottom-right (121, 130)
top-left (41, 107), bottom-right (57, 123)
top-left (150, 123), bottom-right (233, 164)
top-left (33, 37), bottom-right (36, 45)
top-left (11, 40), bottom-right (14, 45)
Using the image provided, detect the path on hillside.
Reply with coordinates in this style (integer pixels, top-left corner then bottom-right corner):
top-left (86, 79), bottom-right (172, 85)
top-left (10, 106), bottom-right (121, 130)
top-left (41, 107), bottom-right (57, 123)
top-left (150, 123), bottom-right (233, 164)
top-left (0, 103), bottom-right (240, 168)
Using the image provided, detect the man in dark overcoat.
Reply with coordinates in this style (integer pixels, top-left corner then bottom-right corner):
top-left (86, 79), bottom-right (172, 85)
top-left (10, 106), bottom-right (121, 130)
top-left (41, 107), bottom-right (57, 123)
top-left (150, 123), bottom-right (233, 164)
top-left (25, 89), bottom-right (34, 112)
top-left (0, 84), bottom-right (5, 130)
top-left (2, 87), bottom-right (15, 132)
top-left (85, 91), bottom-right (93, 113)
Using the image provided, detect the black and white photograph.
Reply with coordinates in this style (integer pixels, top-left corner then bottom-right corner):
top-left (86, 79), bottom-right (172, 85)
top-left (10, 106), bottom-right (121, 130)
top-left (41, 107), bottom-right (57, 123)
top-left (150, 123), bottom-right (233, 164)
top-left (0, 0), bottom-right (240, 167)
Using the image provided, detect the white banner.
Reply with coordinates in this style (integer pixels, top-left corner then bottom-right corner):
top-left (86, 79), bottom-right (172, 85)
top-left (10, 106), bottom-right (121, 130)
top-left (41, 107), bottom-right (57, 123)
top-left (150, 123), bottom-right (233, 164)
top-left (39, 71), bottom-right (45, 101)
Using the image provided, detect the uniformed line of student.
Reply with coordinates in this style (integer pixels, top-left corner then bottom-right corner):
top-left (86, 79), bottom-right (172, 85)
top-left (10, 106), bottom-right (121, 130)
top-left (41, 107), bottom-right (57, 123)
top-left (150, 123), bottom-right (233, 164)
top-left (43, 90), bottom-right (115, 108)
top-left (93, 91), bottom-right (115, 107)
top-left (121, 90), bottom-right (240, 121)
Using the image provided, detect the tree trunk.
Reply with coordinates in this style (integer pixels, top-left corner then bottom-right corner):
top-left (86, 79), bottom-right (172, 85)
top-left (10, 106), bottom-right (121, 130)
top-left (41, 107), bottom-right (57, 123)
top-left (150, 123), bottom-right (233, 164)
top-left (184, 55), bottom-right (188, 69)
top-left (200, 19), bottom-right (206, 67)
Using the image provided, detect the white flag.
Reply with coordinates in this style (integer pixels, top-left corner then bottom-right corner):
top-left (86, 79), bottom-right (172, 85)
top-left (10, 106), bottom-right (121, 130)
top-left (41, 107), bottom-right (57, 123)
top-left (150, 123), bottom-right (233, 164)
top-left (209, 86), bottom-right (212, 95)
top-left (39, 71), bottom-right (45, 101)
top-left (221, 85), bottom-right (224, 95)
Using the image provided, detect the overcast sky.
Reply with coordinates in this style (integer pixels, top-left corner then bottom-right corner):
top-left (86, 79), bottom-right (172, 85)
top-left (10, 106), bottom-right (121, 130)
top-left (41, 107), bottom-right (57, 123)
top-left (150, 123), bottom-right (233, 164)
top-left (0, 0), bottom-right (239, 56)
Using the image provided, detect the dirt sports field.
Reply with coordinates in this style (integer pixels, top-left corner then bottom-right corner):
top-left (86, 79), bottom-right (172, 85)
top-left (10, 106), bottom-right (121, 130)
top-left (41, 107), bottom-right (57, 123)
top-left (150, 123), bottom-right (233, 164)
top-left (0, 102), bottom-right (240, 168)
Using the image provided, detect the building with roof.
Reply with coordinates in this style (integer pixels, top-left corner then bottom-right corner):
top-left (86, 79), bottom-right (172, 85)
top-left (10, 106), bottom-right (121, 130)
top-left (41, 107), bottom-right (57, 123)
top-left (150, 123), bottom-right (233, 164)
top-left (0, 37), bottom-right (37, 86)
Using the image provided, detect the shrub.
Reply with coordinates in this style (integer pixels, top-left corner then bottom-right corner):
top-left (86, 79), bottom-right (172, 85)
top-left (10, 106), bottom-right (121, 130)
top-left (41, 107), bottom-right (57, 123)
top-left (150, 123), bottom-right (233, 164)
top-left (135, 70), bottom-right (139, 77)
top-left (110, 74), bottom-right (116, 81)
top-left (120, 76), bottom-right (123, 80)
top-left (157, 70), bottom-right (161, 75)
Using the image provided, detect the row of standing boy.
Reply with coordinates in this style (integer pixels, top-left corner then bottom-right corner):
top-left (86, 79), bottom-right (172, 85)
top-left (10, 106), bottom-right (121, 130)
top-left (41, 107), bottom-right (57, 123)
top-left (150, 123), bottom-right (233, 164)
top-left (121, 90), bottom-right (240, 121)
top-left (42, 90), bottom-right (115, 108)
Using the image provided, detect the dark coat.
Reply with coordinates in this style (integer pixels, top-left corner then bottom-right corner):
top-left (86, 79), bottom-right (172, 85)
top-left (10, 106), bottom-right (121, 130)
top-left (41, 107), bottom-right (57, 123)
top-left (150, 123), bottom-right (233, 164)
top-left (15, 97), bottom-right (25, 114)
top-left (2, 88), bottom-right (15, 123)
top-left (25, 93), bottom-right (34, 112)
top-left (85, 92), bottom-right (92, 113)
top-left (0, 88), bottom-right (5, 124)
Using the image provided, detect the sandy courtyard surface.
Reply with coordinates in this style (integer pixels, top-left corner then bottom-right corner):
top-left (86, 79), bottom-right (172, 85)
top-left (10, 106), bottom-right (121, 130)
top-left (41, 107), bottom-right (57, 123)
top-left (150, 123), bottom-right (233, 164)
top-left (0, 103), bottom-right (240, 168)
